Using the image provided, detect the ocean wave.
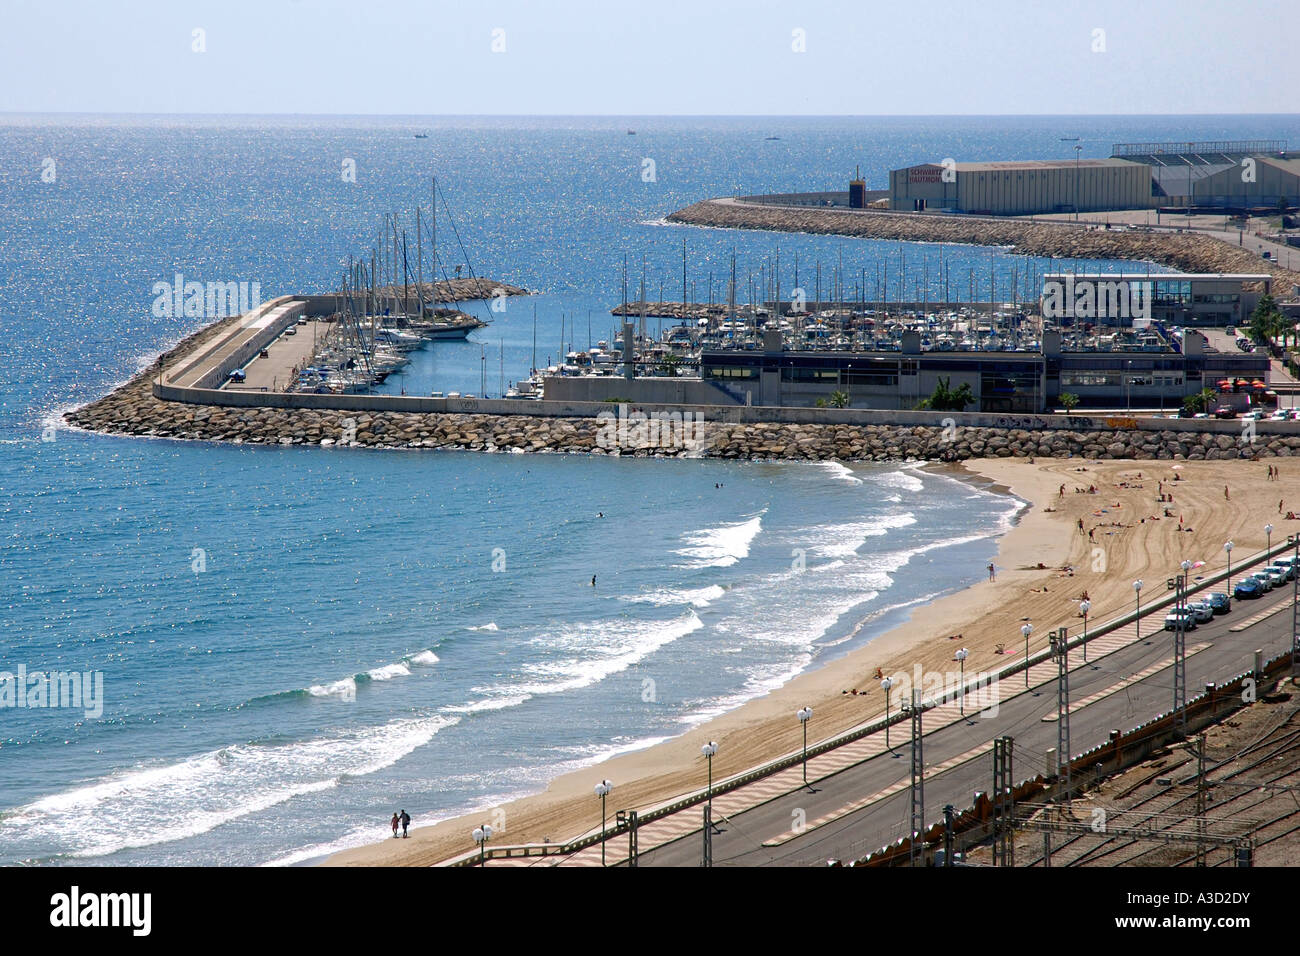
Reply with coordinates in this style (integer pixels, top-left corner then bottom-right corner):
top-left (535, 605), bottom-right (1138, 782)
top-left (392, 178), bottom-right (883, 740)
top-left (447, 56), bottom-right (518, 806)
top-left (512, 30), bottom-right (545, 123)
top-left (467, 622), bottom-right (499, 632)
top-left (624, 584), bottom-right (726, 608)
top-left (510, 610), bottom-right (704, 697)
top-left (803, 513), bottom-right (918, 558)
top-left (0, 714), bottom-right (459, 860)
top-left (407, 650), bottom-right (439, 666)
top-left (364, 663), bottom-right (410, 681)
top-left (874, 469), bottom-right (925, 493)
top-left (674, 510), bottom-right (765, 568)
top-left (307, 678), bottom-right (357, 700)
top-left (818, 461), bottom-right (862, 484)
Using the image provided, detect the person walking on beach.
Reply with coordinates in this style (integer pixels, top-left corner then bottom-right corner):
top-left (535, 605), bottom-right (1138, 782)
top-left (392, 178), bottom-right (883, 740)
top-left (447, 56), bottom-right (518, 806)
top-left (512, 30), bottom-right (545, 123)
top-left (391, 812), bottom-right (400, 838)
top-left (987, 562), bottom-right (996, 582)
top-left (400, 809), bottom-right (410, 838)
top-left (1225, 485), bottom-right (1230, 501)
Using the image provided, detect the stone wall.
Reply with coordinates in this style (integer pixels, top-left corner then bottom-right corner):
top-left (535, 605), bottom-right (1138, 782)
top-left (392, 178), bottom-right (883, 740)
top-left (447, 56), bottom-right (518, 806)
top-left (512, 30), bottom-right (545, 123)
top-left (668, 200), bottom-right (1300, 292)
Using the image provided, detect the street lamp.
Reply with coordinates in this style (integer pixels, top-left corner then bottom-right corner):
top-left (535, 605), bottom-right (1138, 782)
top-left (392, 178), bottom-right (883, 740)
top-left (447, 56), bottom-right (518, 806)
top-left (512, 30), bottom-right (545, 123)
top-left (1266, 523), bottom-right (1274, 556)
top-left (594, 779), bottom-right (612, 867)
top-left (881, 677), bottom-right (894, 749)
top-left (471, 824), bottom-right (493, 865)
top-left (954, 648), bottom-right (969, 715)
top-left (1225, 540), bottom-right (1234, 594)
top-left (797, 707), bottom-right (813, 787)
top-left (1021, 623), bottom-right (1033, 686)
top-left (701, 741), bottom-right (718, 816)
top-left (1133, 580), bottom-right (1144, 640)
top-left (1079, 600), bottom-right (1091, 662)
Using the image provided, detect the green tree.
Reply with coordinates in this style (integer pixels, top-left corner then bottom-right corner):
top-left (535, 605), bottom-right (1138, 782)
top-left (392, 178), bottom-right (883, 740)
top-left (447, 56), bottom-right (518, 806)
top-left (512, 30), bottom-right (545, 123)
top-left (1059, 392), bottom-right (1080, 412)
top-left (1182, 387), bottom-right (1217, 416)
top-left (828, 390), bottom-right (850, 409)
top-left (917, 376), bottom-right (975, 412)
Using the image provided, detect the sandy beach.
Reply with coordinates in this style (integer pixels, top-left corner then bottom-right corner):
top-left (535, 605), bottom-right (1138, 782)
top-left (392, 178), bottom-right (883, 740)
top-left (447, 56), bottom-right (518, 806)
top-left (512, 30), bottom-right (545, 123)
top-left (326, 454), bottom-right (1298, 866)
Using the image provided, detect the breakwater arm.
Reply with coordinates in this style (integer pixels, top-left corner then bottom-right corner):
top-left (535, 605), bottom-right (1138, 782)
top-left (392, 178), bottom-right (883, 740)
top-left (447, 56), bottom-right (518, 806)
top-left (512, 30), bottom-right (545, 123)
top-left (668, 199), bottom-right (1300, 292)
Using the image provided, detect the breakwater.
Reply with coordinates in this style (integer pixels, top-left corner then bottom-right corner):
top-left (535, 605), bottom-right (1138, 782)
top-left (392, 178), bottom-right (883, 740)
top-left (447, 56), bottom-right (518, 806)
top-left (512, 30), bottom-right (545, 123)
top-left (66, 357), bottom-right (1300, 461)
top-left (668, 200), bottom-right (1300, 290)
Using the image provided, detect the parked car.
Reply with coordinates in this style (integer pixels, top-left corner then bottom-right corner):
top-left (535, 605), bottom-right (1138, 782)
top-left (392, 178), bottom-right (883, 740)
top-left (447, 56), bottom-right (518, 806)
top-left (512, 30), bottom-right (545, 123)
top-left (1186, 600), bottom-right (1215, 622)
top-left (1269, 410), bottom-right (1290, 421)
top-left (1234, 578), bottom-right (1263, 599)
top-left (1268, 562), bottom-right (1296, 581)
top-left (1248, 571), bottom-right (1274, 591)
top-left (1244, 409), bottom-right (1266, 421)
top-left (1214, 406), bottom-right (1238, 419)
top-left (1207, 592), bottom-right (1232, 613)
top-left (1262, 567), bottom-right (1289, 588)
top-left (1164, 609), bottom-right (1198, 630)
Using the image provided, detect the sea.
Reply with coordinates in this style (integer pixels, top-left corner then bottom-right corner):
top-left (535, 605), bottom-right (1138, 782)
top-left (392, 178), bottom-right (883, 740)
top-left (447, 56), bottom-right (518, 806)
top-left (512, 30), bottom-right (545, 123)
top-left (2, 114), bottom-right (1297, 865)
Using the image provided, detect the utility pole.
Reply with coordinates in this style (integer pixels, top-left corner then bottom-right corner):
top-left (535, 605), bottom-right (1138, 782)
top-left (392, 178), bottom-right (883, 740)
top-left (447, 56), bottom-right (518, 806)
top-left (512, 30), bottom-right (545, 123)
top-left (908, 691), bottom-right (924, 866)
top-left (993, 736), bottom-right (1015, 867)
top-left (1053, 629), bottom-right (1071, 797)
top-left (1195, 734), bottom-right (1208, 867)
top-left (1175, 563), bottom-right (1190, 737)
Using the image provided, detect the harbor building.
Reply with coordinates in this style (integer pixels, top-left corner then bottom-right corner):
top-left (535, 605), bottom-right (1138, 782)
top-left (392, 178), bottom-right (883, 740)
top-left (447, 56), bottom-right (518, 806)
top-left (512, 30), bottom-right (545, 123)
top-left (1114, 141), bottom-right (1299, 211)
top-left (1040, 272), bottom-right (1273, 327)
top-left (886, 141), bottom-right (1296, 216)
top-left (697, 331), bottom-right (1269, 413)
top-left (888, 158), bottom-right (1153, 215)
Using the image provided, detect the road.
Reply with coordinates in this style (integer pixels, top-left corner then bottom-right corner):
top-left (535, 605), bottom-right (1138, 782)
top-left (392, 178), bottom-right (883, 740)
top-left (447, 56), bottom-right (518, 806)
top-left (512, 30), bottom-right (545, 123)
top-left (630, 576), bottom-right (1294, 866)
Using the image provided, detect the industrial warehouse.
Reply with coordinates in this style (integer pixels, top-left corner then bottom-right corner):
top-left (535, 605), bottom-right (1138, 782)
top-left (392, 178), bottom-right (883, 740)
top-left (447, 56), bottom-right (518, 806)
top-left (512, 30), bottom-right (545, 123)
top-left (886, 140), bottom-right (1300, 216)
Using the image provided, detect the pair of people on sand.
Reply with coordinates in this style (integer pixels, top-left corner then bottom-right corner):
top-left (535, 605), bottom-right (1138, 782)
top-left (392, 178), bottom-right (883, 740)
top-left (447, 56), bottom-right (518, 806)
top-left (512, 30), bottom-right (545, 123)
top-left (391, 809), bottom-right (411, 838)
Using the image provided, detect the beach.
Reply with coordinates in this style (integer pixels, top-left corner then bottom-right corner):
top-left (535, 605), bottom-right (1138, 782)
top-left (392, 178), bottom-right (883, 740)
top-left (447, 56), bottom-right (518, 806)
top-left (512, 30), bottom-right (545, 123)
top-left (327, 454), bottom-right (1297, 865)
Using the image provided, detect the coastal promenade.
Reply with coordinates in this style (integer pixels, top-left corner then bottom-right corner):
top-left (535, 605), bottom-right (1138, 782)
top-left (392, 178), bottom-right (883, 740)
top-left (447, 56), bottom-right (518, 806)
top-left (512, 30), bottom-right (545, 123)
top-left (449, 542), bottom-right (1296, 867)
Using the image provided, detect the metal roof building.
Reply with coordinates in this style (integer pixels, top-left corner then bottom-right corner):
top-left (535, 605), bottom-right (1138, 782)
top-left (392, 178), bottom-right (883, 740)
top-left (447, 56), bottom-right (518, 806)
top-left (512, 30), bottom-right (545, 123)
top-left (889, 158), bottom-right (1153, 215)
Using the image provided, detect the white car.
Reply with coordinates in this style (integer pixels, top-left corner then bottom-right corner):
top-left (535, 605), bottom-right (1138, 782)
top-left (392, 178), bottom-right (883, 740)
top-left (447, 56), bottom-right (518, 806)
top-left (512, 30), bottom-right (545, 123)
top-left (1186, 600), bottom-right (1215, 622)
top-left (1243, 410), bottom-right (1265, 421)
top-left (1165, 610), bottom-right (1198, 631)
top-left (1262, 567), bottom-right (1289, 587)
top-left (1269, 410), bottom-right (1290, 421)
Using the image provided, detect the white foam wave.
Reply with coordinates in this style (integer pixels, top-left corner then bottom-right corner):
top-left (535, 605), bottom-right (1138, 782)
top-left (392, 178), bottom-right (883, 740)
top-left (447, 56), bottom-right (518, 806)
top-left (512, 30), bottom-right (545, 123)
top-left (2, 714), bottom-right (459, 860)
top-left (467, 622), bottom-right (499, 632)
top-left (805, 513), bottom-right (918, 558)
top-left (875, 469), bottom-right (925, 493)
top-left (308, 678), bottom-right (356, 700)
top-left (625, 584), bottom-right (726, 608)
top-left (407, 650), bottom-right (439, 666)
top-left (819, 461), bottom-right (862, 484)
top-left (511, 611), bottom-right (704, 697)
top-left (367, 663), bottom-right (410, 681)
top-left (674, 511), bottom-right (765, 568)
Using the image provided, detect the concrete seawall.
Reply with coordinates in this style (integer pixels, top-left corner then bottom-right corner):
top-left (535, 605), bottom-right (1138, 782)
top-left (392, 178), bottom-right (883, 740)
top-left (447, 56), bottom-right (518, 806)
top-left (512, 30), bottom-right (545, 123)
top-left (668, 199), bottom-right (1300, 291)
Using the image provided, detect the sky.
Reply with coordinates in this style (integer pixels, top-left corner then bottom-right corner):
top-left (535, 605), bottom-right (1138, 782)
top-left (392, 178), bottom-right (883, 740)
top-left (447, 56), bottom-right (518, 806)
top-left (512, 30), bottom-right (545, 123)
top-left (1, 0), bottom-right (1296, 116)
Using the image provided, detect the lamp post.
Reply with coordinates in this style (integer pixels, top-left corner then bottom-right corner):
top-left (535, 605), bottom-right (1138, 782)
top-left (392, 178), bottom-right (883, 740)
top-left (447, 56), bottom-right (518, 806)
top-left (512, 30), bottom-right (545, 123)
top-left (471, 824), bottom-right (493, 866)
top-left (797, 707), bottom-right (813, 787)
top-left (1021, 623), bottom-right (1033, 686)
top-left (881, 677), bottom-right (894, 749)
top-left (1133, 579), bottom-right (1144, 640)
top-left (1266, 523), bottom-right (1274, 557)
top-left (594, 779), bottom-right (612, 867)
top-left (1079, 600), bottom-right (1091, 662)
top-left (701, 741), bottom-right (718, 816)
top-left (1225, 540), bottom-right (1234, 595)
top-left (954, 648), bottom-right (969, 716)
